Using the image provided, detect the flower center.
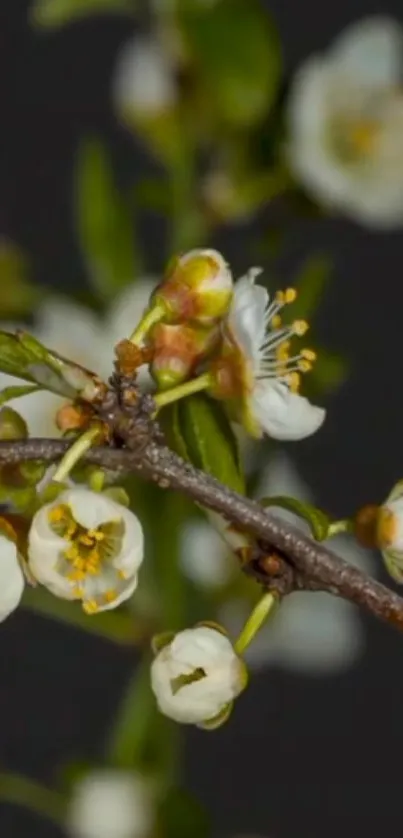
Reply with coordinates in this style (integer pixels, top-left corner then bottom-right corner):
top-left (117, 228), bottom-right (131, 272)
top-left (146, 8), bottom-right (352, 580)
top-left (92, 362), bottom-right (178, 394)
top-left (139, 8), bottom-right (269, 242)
top-left (258, 287), bottom-right (317, 392)
top-left (48, 504), bottom-right (125, 612)
top-left (329, 114), bottom-right (380, 164)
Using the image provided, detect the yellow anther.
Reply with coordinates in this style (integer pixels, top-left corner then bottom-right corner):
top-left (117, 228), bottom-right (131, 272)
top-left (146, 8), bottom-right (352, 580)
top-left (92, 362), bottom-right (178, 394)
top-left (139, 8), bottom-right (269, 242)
top-left (301, 348), bottom-right (317, 361)
top-left (276, 342), bottom-right (290, 362)
top-left (299, 359), bottom-right (313, 372)
top-left (89, 529), bottom-right (105, 542)
top-left (349, 121), bottom-right (378, 155)
top-left (275, 290), bottom-right (285, 303)
top-left (103, 589), bottom-right (117, 603)
top-left (271, 314), bottom-right (282, 329)
top-left (293, 319), bottom-right (309, 336)
top-left (65, 545), bottom-right (79, 561)
top-left (48, 506), bottom-right (65, 523)
top-left (72, 586), bottom-right (84, 598)
top-left (287, 371), bottom-right (301, 392)
top-left (83, 599), bottom-right (99, 615)
top-left (79, 534), bottom-right (95, 547)
top-left (72, 557), bottom-right (86, 570)
top-left (284, 287), bottom-right (297, 304)
top-left (118, 569), bottom-right (128, 580)
top-left (67, 569), bottom-right (86, 582)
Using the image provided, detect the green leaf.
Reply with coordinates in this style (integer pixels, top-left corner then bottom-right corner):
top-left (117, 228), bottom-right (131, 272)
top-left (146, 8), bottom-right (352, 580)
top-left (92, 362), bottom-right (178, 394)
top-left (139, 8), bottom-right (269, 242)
top-left (163, 394), bottom-right (245, 494)
top-left (179, 0), bottom-right (281, 127)
top-left (0, 384), bottom-right (43, 407)
top-left (0, 242), bottom-right (39, 317)
top-left (259, 495), bottom-right (331, 541)
top-left (158, 787), bottom-right (210, 838)
top-left (0, 330), bottom-right (105, 402)
top-left (30, 0), bottom-right (134, 28)
top-left (75, 138), bottom-right (139, 302)
top-left (290, 254), bottom-right (332, 321)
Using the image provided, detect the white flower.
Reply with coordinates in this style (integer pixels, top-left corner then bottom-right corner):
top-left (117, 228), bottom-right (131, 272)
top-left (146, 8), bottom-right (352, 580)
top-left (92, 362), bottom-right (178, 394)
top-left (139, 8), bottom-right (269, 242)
top-left (67, 770), bottom-right (154, 838)
top-left (180, 518), bottom-right (234, 588)
top-left (27, 488), bottom-right (144, 614)
top-left (215, 272), bottom-right (325, 440)
top-left (287, 16), bottom-right (403, 228)
top-left (151, 625), bottom-right (247, 725)
top-left (0, 534), bottom-right (25, 622)
top-left (376, 480), bottom-right (403, 582)
top-left (112, 36), bottom-right (177, 120)
top-left (0, 278), bottom-right (156, 437)
top-left (221, 451), bottom-right (374, 675)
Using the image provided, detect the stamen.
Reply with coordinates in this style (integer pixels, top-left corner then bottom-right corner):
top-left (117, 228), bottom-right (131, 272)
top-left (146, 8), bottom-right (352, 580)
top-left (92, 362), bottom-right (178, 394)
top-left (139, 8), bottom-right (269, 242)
top-left (82, 599), bottom-right (99, 615)
top-left (293, 319), bottom-right (309, 336)
top-left (103, 589), bottom-right (117, 603)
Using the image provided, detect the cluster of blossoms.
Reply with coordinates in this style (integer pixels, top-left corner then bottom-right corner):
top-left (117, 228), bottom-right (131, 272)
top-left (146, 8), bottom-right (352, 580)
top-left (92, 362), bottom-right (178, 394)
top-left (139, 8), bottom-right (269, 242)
top-left (0, 247), bottom-right (401, 728)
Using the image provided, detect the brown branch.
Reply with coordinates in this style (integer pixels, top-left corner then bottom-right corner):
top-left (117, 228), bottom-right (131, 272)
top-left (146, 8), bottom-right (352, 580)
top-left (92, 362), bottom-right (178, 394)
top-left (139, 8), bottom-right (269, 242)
top-left (0, 435), bottom-right (402, 633)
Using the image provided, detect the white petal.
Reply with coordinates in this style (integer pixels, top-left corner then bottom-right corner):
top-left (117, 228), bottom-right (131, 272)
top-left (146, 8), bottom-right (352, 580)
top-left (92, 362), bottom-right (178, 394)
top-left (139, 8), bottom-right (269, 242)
top-left (229, 278), bottom-right (268, 363)
top-left (112, 36), bottom-right (177, 116)
top-left (0, 537), bottom-right (25, 621)
top-left (67, 770), bottom-right (154, 838)
top-left (256, 449), bottom-right (312, 507)
top-left (251, 380), bottom-right (325, 441)
top-left (331, 16), bottom-right (403, 85)
top-left (28, 507), bottom-right (75, 599)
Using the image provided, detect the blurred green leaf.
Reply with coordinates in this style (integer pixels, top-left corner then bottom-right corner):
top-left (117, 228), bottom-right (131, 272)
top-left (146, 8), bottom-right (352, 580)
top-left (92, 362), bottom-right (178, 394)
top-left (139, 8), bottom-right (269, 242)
top-left (30, 0), bottom-right (134, 28)
top-left (290, 254), bottom-right (332, 321)
top-left (107, 661), bottom-right (154, 770)
top-left (163, 395), bottom-right (245, 494)
top-left (179, 0), bottom-right (281, 127)
top-left (0, 384), bottom-right (42, 407)
top-left (0, 773), bottom-right (65, 824)
top-left (0, 242), bottom-right (39, 317)
top-left (75, 138), bottom-right (139, 303)
top-left (158, 787), bottom-right (210, 838)
top-left (309, 348), bottom-right (348, 396)
top-left (0, 330), bottom-right (105, 401)
top-left (259, 495), bottom-right (330, 541)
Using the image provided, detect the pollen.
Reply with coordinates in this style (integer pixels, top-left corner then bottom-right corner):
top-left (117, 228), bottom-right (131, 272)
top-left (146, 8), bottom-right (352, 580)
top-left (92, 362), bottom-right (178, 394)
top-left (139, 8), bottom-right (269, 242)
top-left (284, 287), bottom-right (297, 304)
top-left (301, 348), bottom-right (317, 361)
top-left (286, 371), bottom-right (301, 392)
top-left (349, 120), bottom-right (379, 155)
top-left (271, 314), bottom-right (282, 328)
top-left (103, 589), bottom-right (117, 603)
top-left (82, 599), bottom-right (99, 615)
top-left (293, 319), bottom-right (309, 337)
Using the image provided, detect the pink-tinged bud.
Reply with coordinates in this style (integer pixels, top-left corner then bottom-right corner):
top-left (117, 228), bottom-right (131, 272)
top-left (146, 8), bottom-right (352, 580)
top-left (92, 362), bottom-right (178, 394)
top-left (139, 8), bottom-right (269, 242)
top-left (151, 322), bottom-right (219, 389)
top-left (154, 249), bottom-right (233, 326)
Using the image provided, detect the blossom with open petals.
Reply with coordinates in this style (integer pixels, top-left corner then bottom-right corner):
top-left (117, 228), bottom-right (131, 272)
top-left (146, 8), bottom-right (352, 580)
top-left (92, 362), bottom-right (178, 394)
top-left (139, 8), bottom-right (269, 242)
top-left (287, 17), bottom-right (403, 228)
top-left (151, 625), bottom-right (247, 726)
top-left (0, 529), bottom-right (25, 622)
top-left (28, 488), bottom-right (143, 614)
top-left (210, 271), bottom-right (325, 440)
top-left (67, 770), bottom-right (154, 838)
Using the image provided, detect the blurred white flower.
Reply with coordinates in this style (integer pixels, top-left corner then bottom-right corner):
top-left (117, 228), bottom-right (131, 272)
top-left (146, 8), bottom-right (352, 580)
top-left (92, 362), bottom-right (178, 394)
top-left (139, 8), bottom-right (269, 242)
top-left (0, 278), bottom-right (156, 436)
top-left (180, 518), bottom-right (234, 588)
top-left (151, 625), bottom-right (247, 725)
top-left (220, 451), bottom-right (375, 674)
top-left (112, 36), bottom-right (177, 121)
top-left (67, 769), bottom-right (154, 838)
top-left (28, 487), bottom-right (144, 614)
top-left (287, 16), bottom-right (403, 228)
top-left (0, 533), bottom-right (25, 622)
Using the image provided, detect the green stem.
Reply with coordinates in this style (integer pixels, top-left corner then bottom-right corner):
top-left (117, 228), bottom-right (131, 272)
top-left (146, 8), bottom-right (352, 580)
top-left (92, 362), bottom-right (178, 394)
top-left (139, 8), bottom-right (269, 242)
top-left (53, 425), bottom-right (102, 483)
top-left (22, 587), bottom-right (150, 646)
top-left (235, 592), bottom-right (278, 655)
top-left (107, 659), bottom-right (154, 769)
top-left (129, 302), bottom-right (167, 346)
top-left (154, 372), bottom-right (212, 410)
top-left (88, 468), bottom-right (106, 492)
top-left (327, 519), bottom-right (353, 538)
top-left (0, 773), bottom-right (66, 824)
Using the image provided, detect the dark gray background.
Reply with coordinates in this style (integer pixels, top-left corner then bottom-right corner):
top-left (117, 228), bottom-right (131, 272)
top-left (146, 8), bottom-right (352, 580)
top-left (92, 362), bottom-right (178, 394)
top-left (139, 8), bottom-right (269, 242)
top-left (1, 1), bottom-right (403, 836)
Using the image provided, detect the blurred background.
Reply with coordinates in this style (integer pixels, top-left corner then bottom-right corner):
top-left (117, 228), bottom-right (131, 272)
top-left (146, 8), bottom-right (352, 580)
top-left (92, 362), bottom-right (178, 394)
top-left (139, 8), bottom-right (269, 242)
top-left (2, 1), bottom-right (403, 837)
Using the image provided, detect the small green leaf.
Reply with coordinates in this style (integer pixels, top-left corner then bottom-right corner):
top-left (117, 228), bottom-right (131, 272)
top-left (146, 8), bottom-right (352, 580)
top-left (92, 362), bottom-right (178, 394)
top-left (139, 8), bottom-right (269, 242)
top-left (163, 394), bottom-right (245, 494)
top-left (158, 787), bottom-right (210, 838)
top-left (0, 384), bottom-right (43, 408)
top-left (30, 0), bottom-right (134, 28)
top-left (0, 330), bottom-right (105, 402)
top-left (259, 495), bottom-right (331, 541)
top-left (290, 254), bottom-right (332, 322)
top-left (0, 242), bottom-right (39, 317)
top-left (179, 0), bottom-right (281, 127)
top-left (75, 138), bottom-right (140, 303)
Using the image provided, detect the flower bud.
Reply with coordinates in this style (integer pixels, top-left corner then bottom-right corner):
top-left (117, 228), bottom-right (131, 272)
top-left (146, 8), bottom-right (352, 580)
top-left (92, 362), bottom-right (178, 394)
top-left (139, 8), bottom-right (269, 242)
top-left (154, 249), bottom-right (233, 326)
top-left (0, 407), bottom-right (28, 440)
top-left (150, 624), bottom-right (247, 726)
top-left (0, 520), bottom-right (25, 622)
top-left (27, 488), bottom-right (144, 613)
top-left (376, 482), bottom-right (403, 582)
top-left (150, 321), bottom-right (219, 389)
top-left (67, 770), bottom-right (154, 838)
